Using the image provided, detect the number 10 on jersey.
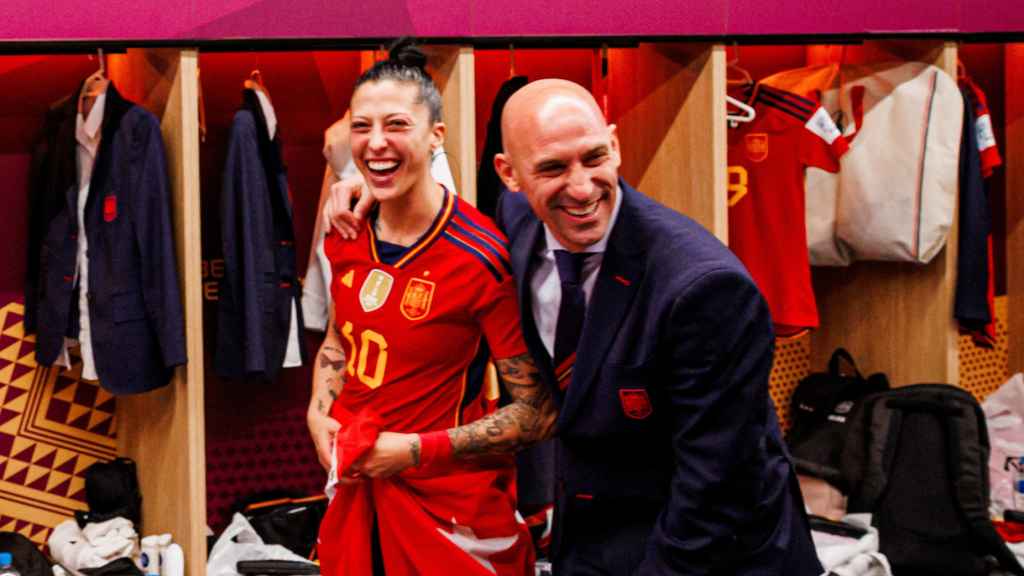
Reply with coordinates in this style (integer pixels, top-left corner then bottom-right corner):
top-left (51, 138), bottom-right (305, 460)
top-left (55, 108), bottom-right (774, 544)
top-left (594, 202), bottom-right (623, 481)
top-left (339, 321), bottom-right (389, 389)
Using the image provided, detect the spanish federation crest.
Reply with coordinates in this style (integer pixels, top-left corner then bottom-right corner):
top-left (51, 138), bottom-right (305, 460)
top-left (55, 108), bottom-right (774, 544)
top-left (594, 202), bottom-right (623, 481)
top-left (744, 132), bottom-right (769, 163)
top-left (359, 269), bottom-right (394, 312)
top-left (401, 277), bottom-right (436, 321)
top-left (618, 388), bottom-right (653, 420)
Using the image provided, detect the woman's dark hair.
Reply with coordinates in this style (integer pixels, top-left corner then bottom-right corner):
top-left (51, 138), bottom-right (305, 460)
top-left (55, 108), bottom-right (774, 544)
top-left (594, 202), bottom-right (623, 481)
top-left (354, 38), bottom-right (443, 123)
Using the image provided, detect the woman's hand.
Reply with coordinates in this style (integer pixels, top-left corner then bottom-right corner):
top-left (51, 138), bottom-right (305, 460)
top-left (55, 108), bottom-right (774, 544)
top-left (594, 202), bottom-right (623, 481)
top-left (307, 407), bottom-right (341, 471)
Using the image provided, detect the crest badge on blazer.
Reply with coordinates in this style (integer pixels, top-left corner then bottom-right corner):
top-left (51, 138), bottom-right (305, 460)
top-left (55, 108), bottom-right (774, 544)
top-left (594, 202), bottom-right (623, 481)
top-left (619, 389), bottom-right (653, 420)
top-left (359, 269), bottom-right (394, 312)
top-left (744, 133), bottom-right (769, 163)
top-left (400, 277), bottom-right (435, 321)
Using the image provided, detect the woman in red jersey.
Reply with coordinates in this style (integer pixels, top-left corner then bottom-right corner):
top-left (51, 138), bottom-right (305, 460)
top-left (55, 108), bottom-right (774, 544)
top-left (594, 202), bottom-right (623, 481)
top-left (306, 40), bottom-right (553, 576)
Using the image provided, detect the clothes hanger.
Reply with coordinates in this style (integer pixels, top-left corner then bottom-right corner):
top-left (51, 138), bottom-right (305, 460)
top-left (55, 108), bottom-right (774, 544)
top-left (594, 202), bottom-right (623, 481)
top-left (79, 48), bottom-right (110, 117)
top-left (726, 95), bottom-right (756, 128)
top-left (243, 68), bottom-right (273, 102)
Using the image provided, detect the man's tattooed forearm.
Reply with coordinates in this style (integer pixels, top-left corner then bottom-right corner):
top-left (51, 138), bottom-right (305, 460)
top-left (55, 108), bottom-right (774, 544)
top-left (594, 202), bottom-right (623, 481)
top-left (496, 353), bottom-right (550, 409)
top-left (447, 354), bottom-right (557, 459)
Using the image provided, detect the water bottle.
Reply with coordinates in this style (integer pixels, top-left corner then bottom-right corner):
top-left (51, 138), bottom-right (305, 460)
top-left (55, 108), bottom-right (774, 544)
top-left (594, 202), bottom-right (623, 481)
top-left (1015, 456), bottom-right (1024, 511)
top-left (0, 552), bottom-right (21, 576)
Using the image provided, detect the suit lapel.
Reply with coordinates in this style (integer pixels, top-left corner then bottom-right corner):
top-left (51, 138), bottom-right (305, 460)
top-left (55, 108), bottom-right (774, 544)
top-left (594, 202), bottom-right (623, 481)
top-left (510, 215), bottom-right (556, 382)
top-left (556, 183), bottom-right (645, 430)
top-left (86, 82), bottom-right (128, 211)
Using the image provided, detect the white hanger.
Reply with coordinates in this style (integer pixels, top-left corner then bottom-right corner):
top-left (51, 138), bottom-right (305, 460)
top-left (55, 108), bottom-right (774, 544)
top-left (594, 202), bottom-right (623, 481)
top-left (726, 95), bottom-right (756, 128)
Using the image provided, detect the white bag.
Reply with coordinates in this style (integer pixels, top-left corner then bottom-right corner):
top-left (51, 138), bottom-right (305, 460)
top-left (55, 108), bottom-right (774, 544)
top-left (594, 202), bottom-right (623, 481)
top-left (982, 373), bottom-right (1024, 517)
top-left (762, 62), bottom-right (963, 265)
top-left (206, 514), bottom-right (313, 576)
top-left (835, 62), bottom-right (963, 263)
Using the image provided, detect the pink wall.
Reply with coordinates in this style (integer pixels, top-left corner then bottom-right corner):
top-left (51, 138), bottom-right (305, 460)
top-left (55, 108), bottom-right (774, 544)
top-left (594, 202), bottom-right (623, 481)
top-left (3, 0), bottom-right (1023, 42)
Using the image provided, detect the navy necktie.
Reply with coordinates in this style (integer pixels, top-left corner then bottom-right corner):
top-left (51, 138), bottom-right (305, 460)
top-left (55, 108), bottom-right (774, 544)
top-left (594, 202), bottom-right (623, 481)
top-left (552, 250), bottom-right (592, 391)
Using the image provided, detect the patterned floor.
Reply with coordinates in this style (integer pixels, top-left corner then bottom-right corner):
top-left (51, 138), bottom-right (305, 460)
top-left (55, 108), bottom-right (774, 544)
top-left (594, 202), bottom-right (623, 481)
top-left (0, 298), bottom-right (117, 548)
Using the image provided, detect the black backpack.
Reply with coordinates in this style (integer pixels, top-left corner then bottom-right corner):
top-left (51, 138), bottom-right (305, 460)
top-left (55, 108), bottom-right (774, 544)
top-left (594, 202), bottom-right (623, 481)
top-left (75, 457), bottom-right (143, 528)
top-left (0, 532), bottom-right (51, 576)
top-left (839, 384), bottom-right (1024, 576)
top-left (786, 348), bottom-right (889, 483)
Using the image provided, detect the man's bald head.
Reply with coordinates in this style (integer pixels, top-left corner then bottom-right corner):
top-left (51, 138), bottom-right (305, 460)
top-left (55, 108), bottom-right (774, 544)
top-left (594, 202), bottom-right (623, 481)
top-left (493, 78), bottom-right (621, 253)
top-left (501, 79), bottom-right (607, 160)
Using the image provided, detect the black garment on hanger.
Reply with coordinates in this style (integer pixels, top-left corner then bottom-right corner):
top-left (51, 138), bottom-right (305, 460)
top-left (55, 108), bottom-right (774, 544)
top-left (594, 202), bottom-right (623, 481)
top-left (25, 80), bottom-right (186, 394)
top-left (215, 89), bottom-right (307, 381)
top-left (954, 87), bottom-right (992, 337)
top-left (476, 76), bottom-right (528, 219)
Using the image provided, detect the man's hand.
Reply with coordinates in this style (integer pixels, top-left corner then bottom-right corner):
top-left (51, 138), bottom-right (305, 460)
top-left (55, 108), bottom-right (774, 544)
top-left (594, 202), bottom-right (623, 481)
top-left (307, 407), bottom-right (341, 471)
top-left (325, 174), bottom-right (375, 240)
top-left (350, 431), bottom-right (420, 479)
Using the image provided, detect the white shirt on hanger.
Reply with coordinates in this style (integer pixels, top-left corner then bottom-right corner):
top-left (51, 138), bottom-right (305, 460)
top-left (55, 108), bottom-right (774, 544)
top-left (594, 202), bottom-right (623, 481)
top-left (253, 89), bottom-right (302, 369)
top-left (55, 92), bottom-right (107, 381)
top-left (530, 186), bottom-right (622, 358)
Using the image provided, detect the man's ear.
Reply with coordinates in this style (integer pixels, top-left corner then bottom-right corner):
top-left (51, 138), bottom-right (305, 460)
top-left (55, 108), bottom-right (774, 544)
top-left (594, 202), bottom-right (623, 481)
top-left (608, 123), bottom-right (622, 169)
top-left (494, 153), bottom-right (520, 192)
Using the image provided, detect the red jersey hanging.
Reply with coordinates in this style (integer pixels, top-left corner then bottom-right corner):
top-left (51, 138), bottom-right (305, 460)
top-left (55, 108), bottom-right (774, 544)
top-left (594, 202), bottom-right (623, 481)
top-left (727, 85), bottom-right (849, 337)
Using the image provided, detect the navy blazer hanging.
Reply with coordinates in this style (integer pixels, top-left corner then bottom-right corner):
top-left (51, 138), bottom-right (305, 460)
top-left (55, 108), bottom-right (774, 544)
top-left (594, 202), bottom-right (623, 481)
top-left (25, 81), bottom-right (187, 394)
top-left (215, 89), bottom-right (307, 381)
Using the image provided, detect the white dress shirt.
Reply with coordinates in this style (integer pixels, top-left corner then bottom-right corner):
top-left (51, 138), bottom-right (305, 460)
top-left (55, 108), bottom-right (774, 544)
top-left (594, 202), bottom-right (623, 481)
top-left (530, 187), bottom-right (623, 358)
top-left (55, 94), bottom-right (108, 380)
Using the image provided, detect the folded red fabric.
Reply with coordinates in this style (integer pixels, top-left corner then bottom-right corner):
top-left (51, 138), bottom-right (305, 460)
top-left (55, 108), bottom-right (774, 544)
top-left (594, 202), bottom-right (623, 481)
top-left (332, 406), bottom-right (383, 476)
top-left (994, 519), bottom-right (1024, 543)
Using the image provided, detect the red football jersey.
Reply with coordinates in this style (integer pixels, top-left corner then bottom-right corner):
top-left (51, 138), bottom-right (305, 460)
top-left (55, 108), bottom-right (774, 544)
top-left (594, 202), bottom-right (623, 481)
top-left (319, 189), bottom-right (534, 576)
top-left (323, 188), bottom-right (526, 432)
top-left (728, 85), bottom-right (849, 337)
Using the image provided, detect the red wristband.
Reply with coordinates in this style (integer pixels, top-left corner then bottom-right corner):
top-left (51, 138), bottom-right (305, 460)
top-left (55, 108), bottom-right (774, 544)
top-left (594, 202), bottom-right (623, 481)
top-left (418, 430), bottom-right (453, 468)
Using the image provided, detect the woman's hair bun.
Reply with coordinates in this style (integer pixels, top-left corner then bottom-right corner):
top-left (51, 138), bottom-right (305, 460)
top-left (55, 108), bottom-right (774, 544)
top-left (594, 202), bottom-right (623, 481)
top-left (387, 37), bottom-right (428, 71)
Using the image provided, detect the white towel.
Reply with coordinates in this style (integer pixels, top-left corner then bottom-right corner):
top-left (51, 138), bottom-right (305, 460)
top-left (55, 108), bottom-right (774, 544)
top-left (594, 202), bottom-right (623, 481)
top-left (49, 518), bottom-right (138, 576)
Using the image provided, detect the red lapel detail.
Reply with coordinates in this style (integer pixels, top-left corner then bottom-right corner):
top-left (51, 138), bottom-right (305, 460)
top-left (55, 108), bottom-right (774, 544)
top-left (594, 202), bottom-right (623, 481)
top-left (103, 195), bottom-right (117, 222)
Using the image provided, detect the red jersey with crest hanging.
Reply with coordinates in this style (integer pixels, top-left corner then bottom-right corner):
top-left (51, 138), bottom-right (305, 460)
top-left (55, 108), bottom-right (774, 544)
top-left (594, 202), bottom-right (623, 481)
top-left (323, 188), bottom-right (525, 432)
top-left (727, 85), bottom-right (849, 337)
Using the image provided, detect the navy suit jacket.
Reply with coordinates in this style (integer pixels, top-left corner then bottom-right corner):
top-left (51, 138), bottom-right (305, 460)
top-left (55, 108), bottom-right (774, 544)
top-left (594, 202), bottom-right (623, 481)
top-left (26, 82), bottom-right (186, 394)
top-left (498, 181), bottom-right (822, 574)
top-left (214, 89), bottom-right (307, 381)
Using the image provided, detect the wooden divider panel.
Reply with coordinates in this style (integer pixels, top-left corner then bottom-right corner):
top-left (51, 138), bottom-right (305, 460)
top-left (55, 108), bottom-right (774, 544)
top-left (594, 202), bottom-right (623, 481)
top-left (426, 46), bottom-right (477, 206)
top-left (1007, 43), bottom-right (1024, 375)
top-left (110, 49), bottom-right (206, 576)
top-left (607, 43), bottom-right (727, 240)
